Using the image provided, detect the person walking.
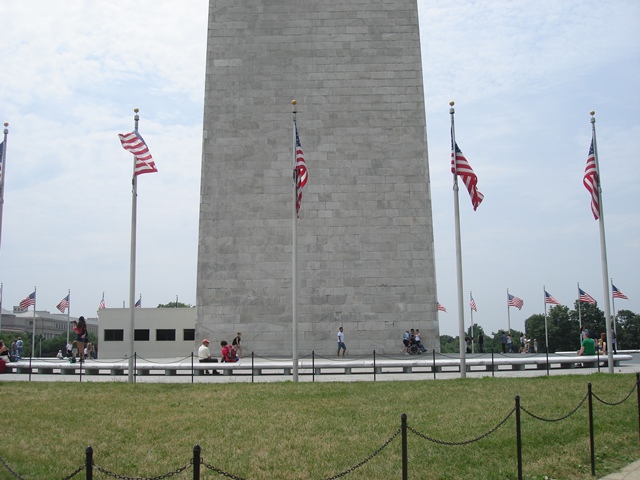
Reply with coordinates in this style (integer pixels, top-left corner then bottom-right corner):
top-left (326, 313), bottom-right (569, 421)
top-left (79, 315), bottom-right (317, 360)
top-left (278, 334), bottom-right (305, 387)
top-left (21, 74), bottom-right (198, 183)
top-left (337, 327), bottom-right (347, 358)
top-left (231, 332), bottom-right (243, 358)
top-left (500, 333), bottom-right (507, 354)
top-left (72, 317), bottom-right (88, 361)
top-left (16, 337), bottom-right (23, 360)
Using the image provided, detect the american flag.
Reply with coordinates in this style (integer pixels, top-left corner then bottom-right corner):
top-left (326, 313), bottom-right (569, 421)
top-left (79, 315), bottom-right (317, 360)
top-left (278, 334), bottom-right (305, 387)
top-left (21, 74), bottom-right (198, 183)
top-left (56, 294), bottom-right (70, 313)
top-left (135, 296), bottom-right (141, 308)
top-left (544, 290), bottom-right (560, 305)
top-left (20, 291), bottom-right (36, 310)
top-left (294, 125), bottom-right (308, 217)
top-left (583, 138), bottom-right (599, 220)
top-left (612, 284), bottom-right (629, 300)
top-left (118, 131), bottom-right (158, 176)
top-left (437, 302), bottom-right (447, 312)
top-left (98, 295), bottom-right (105, 310)
top-left (578, 288), bottom-right (596, 304)
top-left (470, 294), bottom-right (477, 312)
top-left (508, 293), bottom-right (523, 310)
top-left (451, 140), bottom-right (484, 211)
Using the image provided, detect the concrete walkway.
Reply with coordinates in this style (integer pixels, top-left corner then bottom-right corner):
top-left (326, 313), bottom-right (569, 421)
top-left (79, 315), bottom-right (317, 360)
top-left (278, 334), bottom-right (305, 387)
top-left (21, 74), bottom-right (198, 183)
top-left (601, 459), bottom-right (640, 480)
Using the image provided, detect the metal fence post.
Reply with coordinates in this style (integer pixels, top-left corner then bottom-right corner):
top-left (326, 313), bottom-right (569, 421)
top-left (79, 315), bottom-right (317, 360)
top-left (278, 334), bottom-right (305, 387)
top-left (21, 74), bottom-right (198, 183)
top-left (401, 413), bottom-right (408, 480)
top-left (191, 352), bottom-right (194, 384)
top-left (588, 383), bottom-right (595, 476)
top-left (597, 349), bottom-right (600, 373)
top-left (515, 395), bottom-right (522, 480)
top-left (29, 355), bottom-right (32, 382)
top-left (636, 372), bottom-right (640, 444)
top-left (85, 446), bottom-right (93, 480)
top-left (312, 351), bottom-right (315, 383)
top-left (373, 350), bottom-right (376, 382)
top-left (433, 349), bottom-right (436, 380)
top-left (251, 352), bottom-right (255, 383)
top-left (193, 444), bottom-right (200, 480)
top-left (546, 347), bottom-right (549, 377)
top-left (134, 352), bottom-right (137, 384)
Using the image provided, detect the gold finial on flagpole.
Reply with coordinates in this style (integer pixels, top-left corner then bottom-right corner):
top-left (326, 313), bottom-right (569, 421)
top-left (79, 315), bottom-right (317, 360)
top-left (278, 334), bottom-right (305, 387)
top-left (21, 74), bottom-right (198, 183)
top-left (449, 101), bottom-right (455, 106)
top-left (449, 101), bottom-right (455, 113)
top-left (292, 99), bottom-right (297, 114)
top-left (134, 108), bottom-right (139, 113)
top-left (3, 122), bottom-right (7, 134)
top-left (590, 111), bottom-right (595, 124)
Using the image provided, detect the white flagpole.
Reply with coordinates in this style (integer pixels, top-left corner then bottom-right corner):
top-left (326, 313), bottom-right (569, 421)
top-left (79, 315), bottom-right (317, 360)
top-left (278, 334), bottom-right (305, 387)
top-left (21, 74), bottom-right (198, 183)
top-left (469, 291), bottom-right (474, 354)
top-left (291, 100), bottom-right (299, 382)
top-left (66, 289), bottom-right (71, 344)
top-left (610, 278), bottom-right (618, 349)
top-left (127, 109), bottom-right (140, 383)
top-left (543, 285), bottom-right (549, 352)
top-left (590, 112), bottom-right (614, 373)
top-left (507, 288), bottom-right (511, 335)
top-left (577, 282), bottom-right (582, 348)
top-left (31, 286), bottom-right (37, 358)
top-left (449, 102), bottom-right (466, 377)
top-left (0, 122), bottom-right (9, 257)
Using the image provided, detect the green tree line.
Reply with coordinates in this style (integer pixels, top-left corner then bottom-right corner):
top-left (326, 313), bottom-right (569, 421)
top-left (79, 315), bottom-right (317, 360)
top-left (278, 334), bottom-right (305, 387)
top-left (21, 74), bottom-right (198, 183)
top-left (440, 304), bottom-right (639, 354)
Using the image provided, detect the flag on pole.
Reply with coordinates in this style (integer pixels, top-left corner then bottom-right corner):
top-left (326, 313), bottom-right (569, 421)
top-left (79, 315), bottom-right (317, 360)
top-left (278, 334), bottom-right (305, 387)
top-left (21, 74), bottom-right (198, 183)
top-left (437, 302), bottom-right (447, 312)
top-left (118, 131), bottom-right (158, 175)
top-left (20, 291), bottom-right (36, 310)
top-left (612, 284), bottom-right (629, 300)
top-left (470, 294), bottom-right (477, 312)
top-left (544, 290), bottom-right (560, 305)
top-left (578, 288), bottom-right (596, 304)
top-left (583, 138), bottom-right (599, 220)
top-left (294, 125), bottom-right (308, 217)
top-left (135, 296), bottom-right (141, 308)
top-left (508, 293), bottom-right (523, 310)
top-left (98, 294), bottom-right (105, 310)
top-left (451, 140), bottom-right (484, 211)
top-left (56, 294), bottom-right (70, 313)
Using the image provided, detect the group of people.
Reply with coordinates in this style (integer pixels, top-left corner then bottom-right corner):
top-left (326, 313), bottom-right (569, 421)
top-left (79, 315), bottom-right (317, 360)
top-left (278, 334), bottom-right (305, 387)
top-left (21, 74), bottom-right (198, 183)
top-left (498, 333), bottom-right (538, 354)
top-left (197, 332), bottom-right (243, 374)
top-left (578, 327), bottom-right (616, 356)
top-left (401, 328), bottom-right (427, 355)
top-left (0, 337), bottom-right (23, 363)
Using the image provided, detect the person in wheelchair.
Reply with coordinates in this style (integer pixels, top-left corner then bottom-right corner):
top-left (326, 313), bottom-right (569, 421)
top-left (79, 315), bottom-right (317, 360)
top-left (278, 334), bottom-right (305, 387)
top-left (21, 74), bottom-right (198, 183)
top-left (412, 329), bottom-right (427, 353)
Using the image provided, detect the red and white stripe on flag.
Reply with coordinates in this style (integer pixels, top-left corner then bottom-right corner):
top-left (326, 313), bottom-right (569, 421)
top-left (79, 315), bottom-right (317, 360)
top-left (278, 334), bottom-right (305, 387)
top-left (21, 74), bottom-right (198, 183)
top-left (118, 131), bottom-right (158, 176)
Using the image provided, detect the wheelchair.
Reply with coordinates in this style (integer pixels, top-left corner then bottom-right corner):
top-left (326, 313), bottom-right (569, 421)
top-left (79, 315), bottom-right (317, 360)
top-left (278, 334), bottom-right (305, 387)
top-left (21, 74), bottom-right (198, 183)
top-left (408, 342), bottom-right (426, 355)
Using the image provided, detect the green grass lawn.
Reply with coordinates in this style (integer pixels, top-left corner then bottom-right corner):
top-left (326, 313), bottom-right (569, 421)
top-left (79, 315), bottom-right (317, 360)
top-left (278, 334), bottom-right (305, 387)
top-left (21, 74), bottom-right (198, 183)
top-left (1, 374), bottom-right (638, 479)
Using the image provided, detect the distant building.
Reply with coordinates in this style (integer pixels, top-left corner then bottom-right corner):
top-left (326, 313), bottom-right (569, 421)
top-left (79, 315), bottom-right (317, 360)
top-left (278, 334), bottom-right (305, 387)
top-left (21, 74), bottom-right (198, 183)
top-left (0, 307), bottom-right (98, 340)
top-left (97, 308), bottom-right (197, 359)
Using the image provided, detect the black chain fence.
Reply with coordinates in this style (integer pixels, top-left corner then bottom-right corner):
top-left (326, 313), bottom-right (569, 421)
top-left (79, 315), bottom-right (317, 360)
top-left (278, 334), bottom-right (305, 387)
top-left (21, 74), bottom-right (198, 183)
top-left (1, 375), bottom-right (637, 480)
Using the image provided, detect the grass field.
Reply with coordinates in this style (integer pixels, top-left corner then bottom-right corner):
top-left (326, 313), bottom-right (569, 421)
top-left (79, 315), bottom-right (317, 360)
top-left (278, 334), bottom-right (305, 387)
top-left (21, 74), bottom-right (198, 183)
top-left (1, 373), bottom-right (638, 479)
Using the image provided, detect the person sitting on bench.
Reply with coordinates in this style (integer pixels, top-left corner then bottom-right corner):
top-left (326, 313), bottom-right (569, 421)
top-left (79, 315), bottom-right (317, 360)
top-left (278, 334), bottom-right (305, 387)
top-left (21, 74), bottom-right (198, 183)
top-left (198, 339), bottom-right (220, 374)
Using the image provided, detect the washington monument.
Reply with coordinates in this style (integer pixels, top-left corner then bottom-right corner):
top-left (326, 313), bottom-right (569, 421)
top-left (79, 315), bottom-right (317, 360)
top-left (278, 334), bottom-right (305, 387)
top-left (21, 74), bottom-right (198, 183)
top-left (196, 0), bottom-right (439, 356)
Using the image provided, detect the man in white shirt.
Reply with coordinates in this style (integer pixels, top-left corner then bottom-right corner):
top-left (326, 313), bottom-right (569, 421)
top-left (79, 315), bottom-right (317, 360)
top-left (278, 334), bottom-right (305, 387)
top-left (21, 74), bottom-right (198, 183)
top-left (337, 327), bottom-right (347, 358)
top-left (198, 339), bottom-right (220, 375)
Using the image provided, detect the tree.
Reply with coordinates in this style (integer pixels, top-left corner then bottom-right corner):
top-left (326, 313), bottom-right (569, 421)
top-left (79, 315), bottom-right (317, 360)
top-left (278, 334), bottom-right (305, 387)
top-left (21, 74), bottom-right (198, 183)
top-left (617, 309), bottom-right (640, 349)
top-left (157, 301), bottom-right (193, 308)
top-left (524, 305), bottom-right (576, 353)
top-left (439, 335), bottom-right (458, 353)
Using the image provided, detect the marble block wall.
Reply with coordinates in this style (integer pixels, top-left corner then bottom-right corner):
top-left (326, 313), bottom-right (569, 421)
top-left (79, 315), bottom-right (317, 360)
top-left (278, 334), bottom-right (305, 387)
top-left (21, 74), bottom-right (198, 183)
top-left (196, 0), bottom-right (439, 356)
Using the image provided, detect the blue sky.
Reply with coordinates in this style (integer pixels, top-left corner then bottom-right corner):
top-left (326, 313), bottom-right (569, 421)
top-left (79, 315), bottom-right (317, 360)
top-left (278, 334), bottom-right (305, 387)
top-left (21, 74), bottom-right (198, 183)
top-left (0, 1), bottom-right (638, 338)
